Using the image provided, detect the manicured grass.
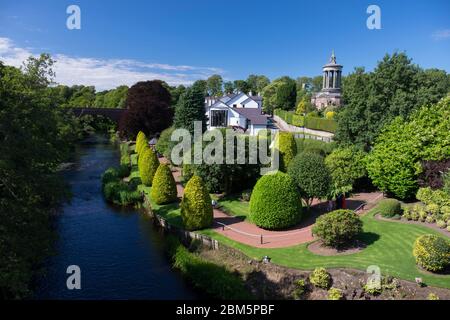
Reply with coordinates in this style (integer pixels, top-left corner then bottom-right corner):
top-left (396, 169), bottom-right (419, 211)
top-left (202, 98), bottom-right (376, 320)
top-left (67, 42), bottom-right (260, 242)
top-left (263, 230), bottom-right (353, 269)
top-left (218, 195), bottom-right (251, 221)
top-left (200, 210), bottom-right (450, 289)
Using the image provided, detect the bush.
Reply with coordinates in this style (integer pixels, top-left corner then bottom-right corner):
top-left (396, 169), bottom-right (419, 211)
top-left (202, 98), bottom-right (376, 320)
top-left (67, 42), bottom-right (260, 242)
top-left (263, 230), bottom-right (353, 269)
top-left (103, 181), bottom-right (142, 206)
top-left (249, 172), bottom-right (302, 230)
top-left (309, 268), bottom-right (331, 289)
top-left (138, 146), bottom-right (159, 186)
top-left (377, 199), bottom-right (402, 218)
top-left (288, 152), bottom-right (331, 208)
top-left (102, 167), bottom-right (119, 185)
top-left (437, 220), bottom-right (447, 229)
top-left (325, 111), bottom-right (335, 120)
top-left (416, 187), bottom-right (434, 205)
top-left (151, 164), bottom-right (178, 205)
top-left (304, 117), bottom-right (337, 133)
top-left (292, 279), bottom-right (307, 300)
top-left (312, 209), bottom-right (363, 248)
top-left (447, 225), bottom-right (450, 232)
top-left (135, 131), bottom-right (147, 155)
top-left (328, 287), bottom-right (343, 300)
top-left (275, 132), bottom-right (297, 172)
top-left (402, 207), bottom-right (412, 220)
top-left (181, 176), bottom-right (213, 231)
top-left (428, 293), bottom-right (440, 300)
top-left (413, 234), bottom-right (450, 272)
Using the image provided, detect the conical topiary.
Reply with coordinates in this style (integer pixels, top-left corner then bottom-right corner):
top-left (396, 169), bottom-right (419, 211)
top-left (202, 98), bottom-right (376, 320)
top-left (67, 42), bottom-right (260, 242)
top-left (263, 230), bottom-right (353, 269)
top-left (275, 132), bottom-right (297, 172)
top-left (138, 146), bottom-right (159, 186)
top-left (181, 175), bottom-right (213, 231)
top-left (151, 164), bottom-right (178, 204)
top-left (136, 131), bottom-right (147, 155)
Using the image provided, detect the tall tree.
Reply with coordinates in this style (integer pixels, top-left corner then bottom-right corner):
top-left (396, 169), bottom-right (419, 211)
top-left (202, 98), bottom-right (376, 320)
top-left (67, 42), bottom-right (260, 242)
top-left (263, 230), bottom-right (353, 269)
top-left (174, 85), bottom-right (207, 134)
top-left (233, 80), bottom-right (250, 94)
top-left (206, 74), bottom-right (223, 96)
top-left (119, 80), bottom-right (173, 138)
top-left (223, 81), bottom-right (234, 94)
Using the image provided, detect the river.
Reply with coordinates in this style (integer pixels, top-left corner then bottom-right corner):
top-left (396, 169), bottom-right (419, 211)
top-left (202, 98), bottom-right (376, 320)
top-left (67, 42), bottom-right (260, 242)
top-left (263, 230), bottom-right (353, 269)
top-left (33, 135), bottom-right (196, 299)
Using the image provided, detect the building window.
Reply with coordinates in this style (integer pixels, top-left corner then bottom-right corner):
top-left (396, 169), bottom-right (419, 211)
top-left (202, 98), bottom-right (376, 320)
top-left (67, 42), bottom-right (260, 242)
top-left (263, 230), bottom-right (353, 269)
top-left (211, 110), bottom-right (228, 127)
top-left (233, 104), bottom-right (237, 108)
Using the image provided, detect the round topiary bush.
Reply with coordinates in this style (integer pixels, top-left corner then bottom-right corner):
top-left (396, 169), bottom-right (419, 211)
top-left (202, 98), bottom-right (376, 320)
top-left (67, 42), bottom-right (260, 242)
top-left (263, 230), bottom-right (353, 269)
top-left (151, 164), bottom-right (178, 204)
top-left (309, 267), bottom-right (331, 289)
top-left (377, 199), bottom-right (402, 218)
top-left (138, 146), bottom-right (159, 186)
top-left (312, 209), bottom-right (363, 248)
top-left (249, 172), bottom-right (302, 230)
top-left (413, 234), bottom-right (450, 272)
top-left (181, 175), bottom-right (213, 231)
top-left (275, 132), bottom-right (297, 172)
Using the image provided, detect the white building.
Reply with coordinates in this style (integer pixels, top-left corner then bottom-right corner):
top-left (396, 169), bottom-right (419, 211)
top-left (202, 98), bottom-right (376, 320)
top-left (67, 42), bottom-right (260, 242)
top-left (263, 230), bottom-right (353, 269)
top-left (204, 92), bottom-right (269, 135)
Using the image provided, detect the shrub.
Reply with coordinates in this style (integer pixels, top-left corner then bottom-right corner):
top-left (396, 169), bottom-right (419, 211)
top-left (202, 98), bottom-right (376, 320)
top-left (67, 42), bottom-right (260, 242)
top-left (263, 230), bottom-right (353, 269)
top-left (363, 283), bottom-right (382, 296)
top-left (309, 268), bottom-right (331, 289)
top-left (447, 225), bottom-right (450, 232)
top-left (102, 167), bottom-right (119, 185)
top-left (103, 181), bottom-right (141, 206)
top-left (437, 220), bottom-right (447, 229)
top-left (377, 199), bottom-right (402, 218)
top-left (325, 111), bottom-right (335, 120)
top-left (304, 117), bottom-right (337, 133)
top-left (328, 287), bottom-right (343, 300)
top-left (444, 170), bottom-right (450, 196)
top-left (151, 164), bottom-right (178, 205)
top-left (426, 203), bottom-right (440, 217)
top-left (135, 131), bottom-right (147, 155)
top-left (402, 207), bottom-right (412, 220)
top-left (428, 293), bottom-right (440, 300)
top-left (413, 234), bottom-right (450, 272)
top-left (425, 215), bottom-right (435, 224)
top-left (249, 172), bottom-right (302, 230)
top-left (181, 176), bottom-right (213, 231)
top-left (288, 152), bottom-right (331, 208)
top-left (138, 146), bottom-right (159, 186)
top-left (275, 132), bottom-right (297, 172)
top-left (292, 279), bottom-right (307, 300)
top-left (312, 209), bottom-right (363, 248)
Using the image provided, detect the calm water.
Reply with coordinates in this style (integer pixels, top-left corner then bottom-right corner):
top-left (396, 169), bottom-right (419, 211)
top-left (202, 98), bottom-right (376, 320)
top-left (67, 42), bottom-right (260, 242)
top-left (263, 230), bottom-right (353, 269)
top-left (33, 135), bottom-right (196, 299)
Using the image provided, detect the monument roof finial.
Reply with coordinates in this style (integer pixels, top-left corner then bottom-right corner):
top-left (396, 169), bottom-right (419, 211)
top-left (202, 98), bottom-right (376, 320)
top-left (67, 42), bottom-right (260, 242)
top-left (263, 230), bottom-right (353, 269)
top-left (330, 50), bottom-right (336, 64)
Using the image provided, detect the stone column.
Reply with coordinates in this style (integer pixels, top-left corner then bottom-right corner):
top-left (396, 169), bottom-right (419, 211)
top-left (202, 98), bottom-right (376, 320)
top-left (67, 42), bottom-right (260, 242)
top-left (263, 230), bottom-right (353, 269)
top-left (323, 71), bottom-right (326, 89)
top-left (333, 70), bottom-right (337, 88)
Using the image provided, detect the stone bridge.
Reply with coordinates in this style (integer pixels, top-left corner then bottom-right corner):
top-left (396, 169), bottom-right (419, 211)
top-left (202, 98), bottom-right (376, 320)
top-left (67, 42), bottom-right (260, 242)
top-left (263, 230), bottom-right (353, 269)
top-left (69, 107), bottom-right (126, 123)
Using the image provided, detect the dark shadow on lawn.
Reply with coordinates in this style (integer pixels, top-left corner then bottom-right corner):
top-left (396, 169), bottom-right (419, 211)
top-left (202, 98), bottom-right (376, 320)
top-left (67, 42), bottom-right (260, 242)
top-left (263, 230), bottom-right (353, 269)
top-left (357, 231), bottom-right (380, 247)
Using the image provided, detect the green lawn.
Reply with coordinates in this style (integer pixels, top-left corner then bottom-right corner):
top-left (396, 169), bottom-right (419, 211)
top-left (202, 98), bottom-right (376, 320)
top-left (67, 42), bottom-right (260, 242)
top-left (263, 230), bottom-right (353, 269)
top-left (126, 142), bottom-right (450, 289)
top-left (218, 195), bottom-right (251, 221)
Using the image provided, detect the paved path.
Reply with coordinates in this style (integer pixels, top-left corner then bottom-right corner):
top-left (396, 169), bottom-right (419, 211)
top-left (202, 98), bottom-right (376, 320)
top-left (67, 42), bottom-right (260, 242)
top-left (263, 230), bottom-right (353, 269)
top-left (162, 158), bottom-right (384, 248)
top-left (273, 115), bottom-right (335, 138)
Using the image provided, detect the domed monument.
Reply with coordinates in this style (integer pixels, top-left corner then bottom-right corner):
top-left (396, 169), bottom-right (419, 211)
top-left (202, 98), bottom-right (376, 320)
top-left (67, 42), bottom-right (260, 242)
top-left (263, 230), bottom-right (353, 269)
top-left (311, 50), bottom-right (343, 110)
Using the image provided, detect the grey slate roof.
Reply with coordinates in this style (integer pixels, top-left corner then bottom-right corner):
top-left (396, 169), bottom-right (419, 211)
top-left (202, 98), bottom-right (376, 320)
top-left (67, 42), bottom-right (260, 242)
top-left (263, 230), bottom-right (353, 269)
top-left (232, 108), bottom-right (268, 125)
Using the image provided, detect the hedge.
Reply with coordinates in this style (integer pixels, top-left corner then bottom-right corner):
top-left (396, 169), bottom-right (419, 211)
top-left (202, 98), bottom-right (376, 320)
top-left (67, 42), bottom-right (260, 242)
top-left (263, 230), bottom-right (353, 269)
top-left (151, 164), bottom-right (178, 205)
top-left (274, 109), bottom-right (337, 133)
top-left (249, 171), bottom-right (302, 229)
top-left (181, 175), bottom-right (213, 230)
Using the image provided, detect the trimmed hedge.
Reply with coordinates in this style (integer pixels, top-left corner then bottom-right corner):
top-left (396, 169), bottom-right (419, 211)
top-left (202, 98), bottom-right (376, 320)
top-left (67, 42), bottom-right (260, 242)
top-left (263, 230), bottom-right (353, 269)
top-left (312, 209), bottom-right (363, 248)
top-left (151, 164), bottom-right (178, 204)
top-left (138, 146), bottom-right (159, 186)
top-left (249, 172), bottom-right (302, 230)
top-left (413, 234), bottom-right (450, 272)
top-left (274, 109), bottom-right (337, 133)
top-left (181, 175), bottom-right (213, 231)
top-left (276, 132), bottom-right (297, 172)
top-left (377, 199), bottom-right (402, 218)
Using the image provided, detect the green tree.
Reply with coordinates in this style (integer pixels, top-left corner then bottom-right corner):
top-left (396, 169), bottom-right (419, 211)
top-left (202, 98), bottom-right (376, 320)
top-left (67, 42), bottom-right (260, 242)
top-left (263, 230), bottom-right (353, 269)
top-left (151, 164), bottom-right (178, 204)
top-left (181, 176), bottom-right (213, 230)
top-left (223, 81), bottom-right (234, 94)
top-left (233, 80), bottom-right (250, 93)
top-left (288, 152), bottom-right (331, 208)
top-left (275, 132), bottom-right (297, 172)
top-left (366, 96), bottom-right (450, 199)
top-left (174, 85), bottom-right (207, 134)
top-left (206, 74), bottom-right (223, 96)
top-left (247, 74), bottom-right (270, 94)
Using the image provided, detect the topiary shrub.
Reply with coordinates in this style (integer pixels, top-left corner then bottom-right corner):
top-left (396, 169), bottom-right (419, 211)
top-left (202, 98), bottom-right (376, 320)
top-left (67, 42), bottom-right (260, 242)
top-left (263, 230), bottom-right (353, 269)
top-left (312, 209), bottom-right (363, 248)
top-left (309, 267), bottom-right (331, 289)
top-left (249, 172), bottom-right (302, 230)
top-left (151, 164), bottom-right (178, 204)
top-left (426, 203), bottom-right (440, 217)
top-left (181, 175), bottom-right (213, 231)
top-left (377, 199), bottom-right (402, 218)
top-left (428, 293), bottom-right (440, 300)
top-left (275, 132), bottom-right (297, 172)
top-left (138, 146), bottom-right (159, 186)
top-left (437, 220), bottom-right (447, 229)
top-left (328, 287), bottom-right (343, 300)
top-left (135, 131), bottom-right (147, 155)
top-left (413, 234), bottom-right (450, 272)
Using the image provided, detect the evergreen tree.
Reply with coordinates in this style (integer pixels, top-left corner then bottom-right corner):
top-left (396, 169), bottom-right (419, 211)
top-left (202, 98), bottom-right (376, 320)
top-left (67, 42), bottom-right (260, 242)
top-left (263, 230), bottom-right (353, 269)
top-left (173, 85), bottom-right (207, 134)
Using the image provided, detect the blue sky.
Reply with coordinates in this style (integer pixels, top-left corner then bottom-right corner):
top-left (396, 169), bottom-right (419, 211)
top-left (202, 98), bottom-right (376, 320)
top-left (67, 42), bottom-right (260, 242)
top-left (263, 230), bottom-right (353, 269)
top-left (0, 0), bottom-right (449, 90)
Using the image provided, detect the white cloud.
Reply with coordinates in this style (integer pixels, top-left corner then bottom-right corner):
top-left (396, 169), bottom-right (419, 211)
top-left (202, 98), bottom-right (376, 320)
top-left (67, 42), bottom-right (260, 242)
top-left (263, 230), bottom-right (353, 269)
top-left (0, 37), bottom-right (224, 90)
top-left (431, 29), bottom-right (450, 40)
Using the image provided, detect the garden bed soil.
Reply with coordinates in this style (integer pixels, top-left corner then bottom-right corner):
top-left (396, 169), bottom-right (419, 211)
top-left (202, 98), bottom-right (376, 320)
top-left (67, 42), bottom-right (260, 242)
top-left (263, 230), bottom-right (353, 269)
top-left (375, 214), bottom-right (450, 238)
top-left (307, 240), bottom-right (366, 256)
top-left (196, 242), bottom-right (450, 300)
